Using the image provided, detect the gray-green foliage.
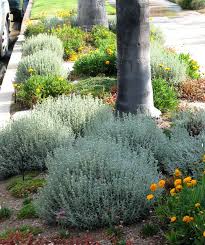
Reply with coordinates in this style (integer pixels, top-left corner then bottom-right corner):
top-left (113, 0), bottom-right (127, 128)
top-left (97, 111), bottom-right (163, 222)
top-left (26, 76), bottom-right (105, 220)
top-left (22, 34), bottom-right (64, 57)
top-left (0, 112), bottom-right (72, 179)
top-left (151, 42), bottom-right (187, 85)
top-left (16, 50), bottom-right (67, 83)
top-left (34, 95), bottom-right (112, 136)
top-left (36, 137), bottom-right (160, 229)
top-left (85, 113), bottom-right (167, 163)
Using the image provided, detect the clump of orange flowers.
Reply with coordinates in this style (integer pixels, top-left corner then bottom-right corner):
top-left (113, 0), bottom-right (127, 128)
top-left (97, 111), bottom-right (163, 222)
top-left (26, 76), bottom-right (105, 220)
top-left (146, 179), bottom-right (166, 201)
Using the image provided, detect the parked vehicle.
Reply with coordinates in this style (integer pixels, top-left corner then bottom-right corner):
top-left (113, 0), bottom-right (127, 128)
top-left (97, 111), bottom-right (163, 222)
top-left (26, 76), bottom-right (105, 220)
top-left (0, 0), bottom-right (10, 58)
top-left (8, 0), bottom-right (28, 21)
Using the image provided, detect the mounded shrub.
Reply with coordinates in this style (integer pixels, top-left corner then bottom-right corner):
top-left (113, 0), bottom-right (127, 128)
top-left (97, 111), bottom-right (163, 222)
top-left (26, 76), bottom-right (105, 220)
top-left (0, 113), bottom-right (72, 179)
top-left (16, 75), bottom-right (74, 108)
top-left (36, 137), bottom-right (160, 229)
top-left (16, 50), bottom-right (67, 83)
top-left (22, 34), bottom-right (64, 57)
top-left (85, 113), bottom-right (167, 164)
top-left (151, 43), bottom-right (187, 85)
top-left (34, 95), bottom-right (112, 136)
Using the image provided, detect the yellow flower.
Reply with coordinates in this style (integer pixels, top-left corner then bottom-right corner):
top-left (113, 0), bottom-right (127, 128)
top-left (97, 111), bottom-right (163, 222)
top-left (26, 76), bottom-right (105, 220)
top-left (174, 179), bottom-right (182, 186)
top-left (174, 169), bottom-right (182, 177)
top-left (202, 154), bottom-right (205, 163)
top-left (28, 67), bottom-right (34, 74)
top-left (203, 231), bottom-right (205, 237)
top-left (191, 179), bottom-right (197, 186)
top-left (183, 176), bottom-right (192, 183)
top-left (158, 179), bottom-right (166, 188)
top-left (78, 46), bottom-right (84, 52)
top-left (170, 216), bottom-right (177, 223)
top-left (150, 183), bottom-right (157, 192)
top-left (105, 60), bottom-right (110, 65)
top-left (170, 188), bottom-right (176, 196)
top-left (195, 203), bottom-right (200, 208)
top-left (175, 185), bottom-right (183, 192)
top-left (183, 216), bottom-right (194, 223)
top-left (146, 194), bottom-right (154, 200)
top-left (159, 64), bottom-right (164, 67)
top-left (35, 88), bottom-right (41, 94)
top-left (106, 48), bottom-right (113, 55)
top-left (165, 67), bottom-right (171, 71)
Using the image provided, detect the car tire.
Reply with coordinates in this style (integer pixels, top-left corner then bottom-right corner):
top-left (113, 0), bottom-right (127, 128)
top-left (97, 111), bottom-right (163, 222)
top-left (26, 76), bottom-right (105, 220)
top-left (0, 21), bottom-right (9, 58)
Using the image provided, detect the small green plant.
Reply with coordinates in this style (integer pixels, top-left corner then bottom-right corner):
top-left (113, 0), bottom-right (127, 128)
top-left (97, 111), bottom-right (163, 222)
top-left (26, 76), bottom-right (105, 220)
top-left (23, 197), bottom-right (33, 206)
top-left (0, 207), bottom-right (12, 221)
top-left (141, 223), bottom-right (159, 237)
top-left (17, 202), bottom-right (38, 219)
top-left (24, 21), bottom-right (46, 38)
top-left (0, 225), bottom-right (43, 239)
top-left (178, 53), bottom-right (201, 79)
top-left (106, 226), bottom-right (123, 239)
top-left (16, 75), bottom-right (73, 108)
top-left (16, 50), bottom-right (67, 83)
top-left (22, 34), bottom-right (64, 57)
top-left (152, 78), bottom-right (179, 112)
top-left (7, 176), bottom-right (46, 198)
top-left (73, 48), bottom-right (116, 77)
top-left (58, 229), bottom-right (70, 239)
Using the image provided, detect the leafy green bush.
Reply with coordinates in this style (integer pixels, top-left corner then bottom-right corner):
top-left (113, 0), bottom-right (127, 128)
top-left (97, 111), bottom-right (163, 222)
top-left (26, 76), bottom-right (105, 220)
top-left (0, 207), bottom-right (12, 221)
top-left (73, 48), bottom-right (116, 77)
top-left (151, 43), bottom-right (187, 85)
top-left (22, 34), bottom-right (64, 57)
top-left (155, 172), bottom-right (205, 244)
top-left (152, 78), bottom-right (179, 112)
top-left (16, 75), bottom-right (73, 108)
top-left (36, 137), bottom-right (160, 229)
top-left (16, 50), bottom-right (67, 83)
top-left (177, 0), bottom-right (205, 9)
top-left (7, 176), bottom-right (46, 198)
top-left (91, 25), bottom-right (116, 49)
top-left (178, 53), bottom-right (201, 79)
top-left (51, 25), bottom-right (86, 59)
top-left (17, 203), bottom-right (37, 219)
top-left (0, 112), bottom-right (72, 179)
top-left (35, 95), bottom-right (112, 136)
top-left (24, 22), bottom-right (46, 38)
top-left (73, 77), bottom-right (116, 97)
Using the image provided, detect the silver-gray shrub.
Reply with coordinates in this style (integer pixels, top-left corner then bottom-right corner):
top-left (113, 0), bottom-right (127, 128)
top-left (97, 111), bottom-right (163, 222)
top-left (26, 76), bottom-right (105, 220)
top-left (16, 50), bottom-right (67, 83)
top-left (162, 126), bottom-right (205, 177)
top-left (151, 42), bottom-right (187, 85)
top-left (35, 137), bottom-right (160, 229)
top-left (85, 113), bottom-right (167, 164)
top-left (0, 112), bottom-right (73, 179)
top-left (22, 34), bottom-right (64, 57)
top-left (34, 95), bottom-right (112, 136)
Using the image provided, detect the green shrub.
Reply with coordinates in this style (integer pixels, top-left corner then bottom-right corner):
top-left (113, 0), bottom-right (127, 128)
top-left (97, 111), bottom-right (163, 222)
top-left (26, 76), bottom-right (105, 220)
top-left (16, 50), bottom-right (67, 83)
top-left (0, 112), bottom-right (72, 179)
top-left (155, 173), bottom-right (205, 244)
top-left (17, 203), bottom-right (37, 219)
top-left (152, 78), bottom-right (179, 112)
top-left (73, 77), bottom-right (116, 97)
top-left (24, 22), bottom-right (46, 38)
top-left (85, 113), bottom-right (166, 164)
top-left (22, 34), bottom-right (64, 57)
top-left (177, 0), bottom-right (205, 9)
top-left (36, 137), bottom-right (160, 229)
top-left (73, 49), bottom-right (116, 77)
top-left (91, 25), bottom-right (116, 49)
top-left (141, 223), bottom-right (160, 237)
top-left (35, 95), bottom-right (112, 136)
top-left (51, 25), bottom-right (86, 59)
top-left (151, 43), bottom-right (187, 85)
top-left (7, 176), bottom-right (46, 198)
top-left (16, 75), bottom-right (73, 108)
top-left (178, 53), bottom-right (201, 79)
top-left (0, 207), bottom-right (12, 221)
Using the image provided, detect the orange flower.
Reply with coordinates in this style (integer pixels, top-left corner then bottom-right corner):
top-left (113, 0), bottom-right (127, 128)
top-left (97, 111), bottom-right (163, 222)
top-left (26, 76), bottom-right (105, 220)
top-left (150, 183), bottom-right (157, 192)
top-left (191, 179), bottom-right (197, 186)
top-left (170, 216), bottom-right (177, 222)
top-left (146, 194), bottom-right (154, 200)
top-left (175, 185), bottom-right (183, 192)
top-left (105, 60), bottom-right (110, 65)
top-left (183, 216), bottom-right (194, 223)
top-left (174, 169), bottom-right (182, 177)
top-left (158, 179), bottom-right (166, 188)
top-left (170, 188), bottom-right (176, 196)
top-left (174, 179), bottom-right (182, 186)
top-left (183, 176), bottom-right (192, 183)
top-left (203, 231), bottom-right (205, 237)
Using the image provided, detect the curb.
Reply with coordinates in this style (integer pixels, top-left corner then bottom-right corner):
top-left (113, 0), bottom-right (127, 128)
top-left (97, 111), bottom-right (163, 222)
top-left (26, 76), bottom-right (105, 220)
top-left (0, 0), bottom-right (33, 128)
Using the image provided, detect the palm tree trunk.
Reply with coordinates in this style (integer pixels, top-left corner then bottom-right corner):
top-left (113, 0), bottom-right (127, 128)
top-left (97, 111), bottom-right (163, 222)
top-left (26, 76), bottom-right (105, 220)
top-left (78, 0), bottom-right (108, 30)
top-left (116, 0), bottom-right (161, 117)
